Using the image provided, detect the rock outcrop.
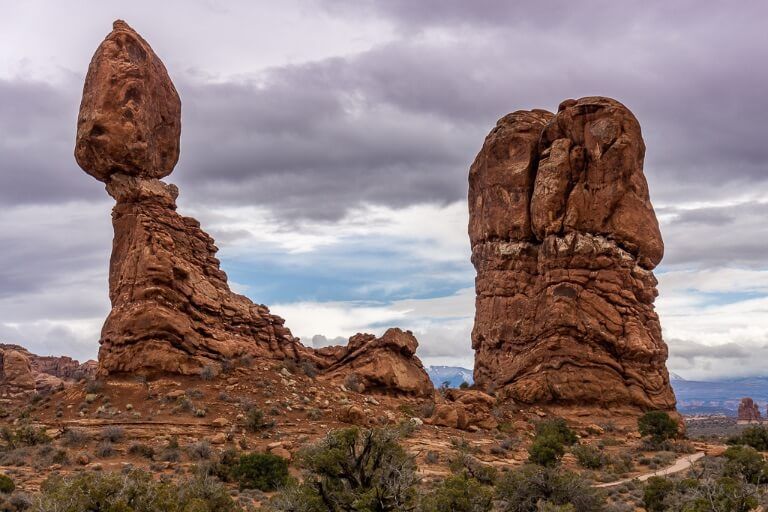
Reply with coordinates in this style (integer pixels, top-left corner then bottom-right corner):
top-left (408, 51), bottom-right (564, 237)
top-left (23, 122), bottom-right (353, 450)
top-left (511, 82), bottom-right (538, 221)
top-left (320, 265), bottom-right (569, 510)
top-left (738, 397), bottom-right (762, 422)
top-left (317, 329), bottom-right (434, 397)
top-left (75, 21), bottom-right (433, 394)
top-left (0, 344), bottom-right (97, 391)
top-left (0, 348), bottom-right (36, 390)
top-left (469, 97), bottom-right (675, 412)
top-left (430, 389), bottom-right (498, 430)
top-left (75, 21), bottom-right (305, 376)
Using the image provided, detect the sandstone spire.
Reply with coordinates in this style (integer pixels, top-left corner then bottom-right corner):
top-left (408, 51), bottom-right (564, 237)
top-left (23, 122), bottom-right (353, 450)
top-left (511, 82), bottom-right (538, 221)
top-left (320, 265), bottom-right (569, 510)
top-left (75, 21), bottom-right (302, 375)
top-left (469, 97), bottom-right (676, 412)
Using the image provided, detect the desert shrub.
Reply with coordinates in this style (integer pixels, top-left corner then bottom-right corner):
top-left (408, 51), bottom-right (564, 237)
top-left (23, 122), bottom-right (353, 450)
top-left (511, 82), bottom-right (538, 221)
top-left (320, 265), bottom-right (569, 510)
top-left (495, 465), bottom-right (605, 512)
top-left (232, 452), bottom-right (289, 491)
top-left (128, 443), bottom-right (155, 460)
top-left (344, 373), bottom-right (364, 393)
top-left (643, 476), bottom-right (674, 512)
top-left (449, 450), bottom-right (497, 485)
top-left (0, 474), bottom-right (14, 494)
top-left (61, 428), bottom-right (90, 447)
top-left (34, 470), bottom-right (237, 512)
top-left (420, 473), bottom-right (493, 512)
top-left (536, 504), bottom-right (575, 512)
top-left (300, 360), bottom-right (318, 378)
top-left (100, 426), bottom-right (124, 443)
top-left (528, 434), bottom-right (565, 467)
top-left (84, 379), bottom-right (104, 394)
top-left (271, 426), bottom-right (418, 512)
top-left (723, 445), bottom-right (768, 484)
top-left (244, 407), bottom-right (275, 433)
top-left (459, 381), bottom-right (470, 389)
top-left (728, 424), bottom-right (768, 451)
top-left (638, 411), bottom-right (678, 445)
top-left (534, 419), bottom-right (577, 446)
top-left (426, 451), bottom-right (440, 464)
top-left (1, 425), bottom-right (50, 449)
top-left (200, 365), bottom-right (216, 380)
top-left (571, 444), bottom-right (606, 469)
top-left (187, 441), bottom-right (212, 461)
top-left (187, 388), bottom-right (204, 399)
top-left (95, 441), bottom-right (114, 458)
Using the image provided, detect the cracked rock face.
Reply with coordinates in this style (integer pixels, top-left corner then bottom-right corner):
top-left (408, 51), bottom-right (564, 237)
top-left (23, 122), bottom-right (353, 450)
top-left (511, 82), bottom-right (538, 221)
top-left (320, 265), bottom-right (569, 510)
top-left (738, 398), bottom-right (762, 422)
top-left (469, 97), bottom-right (676, 412)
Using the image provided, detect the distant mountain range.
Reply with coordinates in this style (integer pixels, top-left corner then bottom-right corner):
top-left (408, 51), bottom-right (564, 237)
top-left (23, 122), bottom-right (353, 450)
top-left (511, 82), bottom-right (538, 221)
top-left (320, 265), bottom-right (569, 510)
top-left (427, 366), bottom-right (768, 417)
top-left (427, 366), bottom-right (474, 388)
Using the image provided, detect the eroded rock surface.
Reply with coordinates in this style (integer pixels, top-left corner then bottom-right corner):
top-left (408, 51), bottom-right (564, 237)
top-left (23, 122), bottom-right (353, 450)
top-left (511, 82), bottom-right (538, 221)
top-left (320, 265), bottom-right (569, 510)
top-left (317, 329), bottom-right (434, 397)
top-left (75, 20), bottom-right (180, 181)
top-left (469, 97), bottom-right (675, 412)
top-left (0, 348), bottom-right (35, 390)
top-left (738, 397), bottom-right (762, 422)
top-left (75, 22), bottom-right (305, 375)
top-left (74, 22), bottom-right (432, 392)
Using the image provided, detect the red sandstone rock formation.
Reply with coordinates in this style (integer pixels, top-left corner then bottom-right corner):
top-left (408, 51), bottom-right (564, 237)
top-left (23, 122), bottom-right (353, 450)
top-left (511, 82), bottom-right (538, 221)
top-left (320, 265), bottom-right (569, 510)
top-left (75, 21), bottom-right (305, 376)
top-left (316, 329), bottom-right (434, 397)
top-left (738, 397), bottom-right (762, 422)
top-left (74, 22), bottom-right (432, 396)
top-left (0, 348), bottom-right (35, 390)
top-left (0, 343), bottom-right (97, 391)
top-left (469, 97), bottom-right (676, 412)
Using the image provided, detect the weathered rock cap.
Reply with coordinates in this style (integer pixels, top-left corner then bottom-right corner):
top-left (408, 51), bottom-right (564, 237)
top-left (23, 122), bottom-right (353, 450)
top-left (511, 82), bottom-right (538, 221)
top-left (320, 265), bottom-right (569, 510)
top-left (75, 20), bottom-right (181, 182)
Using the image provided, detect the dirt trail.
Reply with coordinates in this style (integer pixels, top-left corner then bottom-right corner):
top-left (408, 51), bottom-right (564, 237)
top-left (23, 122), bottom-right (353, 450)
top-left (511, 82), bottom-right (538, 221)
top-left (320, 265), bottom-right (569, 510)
top-left (594, 452), bottom-right (705, 488)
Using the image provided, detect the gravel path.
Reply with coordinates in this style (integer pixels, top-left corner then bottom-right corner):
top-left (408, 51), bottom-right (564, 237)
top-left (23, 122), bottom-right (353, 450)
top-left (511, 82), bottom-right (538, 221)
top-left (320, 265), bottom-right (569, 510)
top-left (594, 452), bottom-right (705, 488)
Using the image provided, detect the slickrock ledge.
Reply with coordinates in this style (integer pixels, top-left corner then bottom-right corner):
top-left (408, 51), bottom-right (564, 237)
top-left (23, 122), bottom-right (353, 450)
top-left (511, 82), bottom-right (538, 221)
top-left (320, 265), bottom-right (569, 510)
top-left (469, 97), bottom-right (676, 413)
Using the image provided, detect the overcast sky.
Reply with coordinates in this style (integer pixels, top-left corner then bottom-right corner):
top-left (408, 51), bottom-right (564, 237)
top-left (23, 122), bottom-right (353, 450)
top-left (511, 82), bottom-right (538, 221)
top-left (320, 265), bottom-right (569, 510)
top-left (1, 0), bottom-right (767, 381)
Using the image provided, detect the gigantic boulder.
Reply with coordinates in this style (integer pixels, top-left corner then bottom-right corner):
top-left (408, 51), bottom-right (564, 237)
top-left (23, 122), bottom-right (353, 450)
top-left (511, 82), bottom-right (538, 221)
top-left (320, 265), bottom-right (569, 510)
top-left (0, 349), bottom-right (36, 390)
top-left (738, 397), bottom-right (762, 422)
top-left (317, 329), bottom-right (434, 398)
top-left (75, 20), bottom-right (180, 181)
top-left (75, 22), bottom-right (306, 375)
top-left (469, 97), bottom-right (676, 412)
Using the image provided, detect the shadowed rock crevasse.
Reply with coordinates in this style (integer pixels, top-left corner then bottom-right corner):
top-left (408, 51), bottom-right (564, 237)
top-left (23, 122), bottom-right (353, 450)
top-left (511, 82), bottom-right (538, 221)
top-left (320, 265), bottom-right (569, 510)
top-left (469, 97), bottom-right (676, 412)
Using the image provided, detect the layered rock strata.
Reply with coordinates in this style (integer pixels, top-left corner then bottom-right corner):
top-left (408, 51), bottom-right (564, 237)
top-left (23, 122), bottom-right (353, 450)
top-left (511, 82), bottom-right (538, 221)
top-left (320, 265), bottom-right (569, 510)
top-left (469, 97), bottom-right (675, 412)
top-left (74, 21), bottom-right (433, 396)
top-left (316, 328), bottom-right (434, 397)
top-left (738, 397), bottom-right (762, 422)
top-left (75, 21), bottom-right (305, 375)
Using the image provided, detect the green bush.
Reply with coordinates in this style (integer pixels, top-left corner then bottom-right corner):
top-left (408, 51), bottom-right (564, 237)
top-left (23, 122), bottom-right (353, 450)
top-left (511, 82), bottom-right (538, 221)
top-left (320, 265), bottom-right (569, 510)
top-left (534, 419), bottom-right (577, 446)
top-left (34, 470), bottom-right (237, 512)
top-left (420, 473), bottom-right (493, 512)
top-left (271, 426), bottom-right (418, 512)
top-left (728, 424), bottom-right (768, 451)
top-left (0, 474), bottom-right (14, 494)
top-left (244, 407), bottom-right (274, 433)
top-left (1, 425), bottom-right (51, 449)
top-left (571, 444), bottom-right (606, 469)
top-left (495, 464), bottom-right (605, 512)
top-left (723, 445), bottom-right (768, 484)
top-left (638, 411), bottom-right (678, 444)
top-left (233, 452), bottom-right (290, 491)
top-left (643, 476), bottom-right (674, 512)
top-left (528, 434), bottom-right (565, 467)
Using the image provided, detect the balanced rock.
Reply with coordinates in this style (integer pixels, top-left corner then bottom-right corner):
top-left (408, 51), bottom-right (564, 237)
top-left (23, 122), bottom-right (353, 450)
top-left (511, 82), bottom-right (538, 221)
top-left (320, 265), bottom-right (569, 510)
top-left (469, 97), bottom-right (675, 412)
top-left (317, 329), bottom-right (434, 397)
top-left (75, 20), bottom-right (180, 181)
top-left (738, 397), bottom-right (762, 422)
top-left (74, 22), bottom-right (432, 392)
top-left (75, 22), bottom-right (305, 375)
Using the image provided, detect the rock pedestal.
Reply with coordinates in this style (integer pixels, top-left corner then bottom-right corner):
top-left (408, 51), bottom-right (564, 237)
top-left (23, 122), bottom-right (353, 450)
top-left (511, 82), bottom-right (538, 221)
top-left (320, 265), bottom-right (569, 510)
top-left (469, 97), bottom-right (676, 412)
top-left (738, 397), bottom-right (762, 422)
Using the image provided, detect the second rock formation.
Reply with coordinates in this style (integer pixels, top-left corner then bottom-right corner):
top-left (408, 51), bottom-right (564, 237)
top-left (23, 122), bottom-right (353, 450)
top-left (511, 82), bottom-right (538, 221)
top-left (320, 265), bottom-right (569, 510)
top-left (469, 97), bottom-right (676, 413)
